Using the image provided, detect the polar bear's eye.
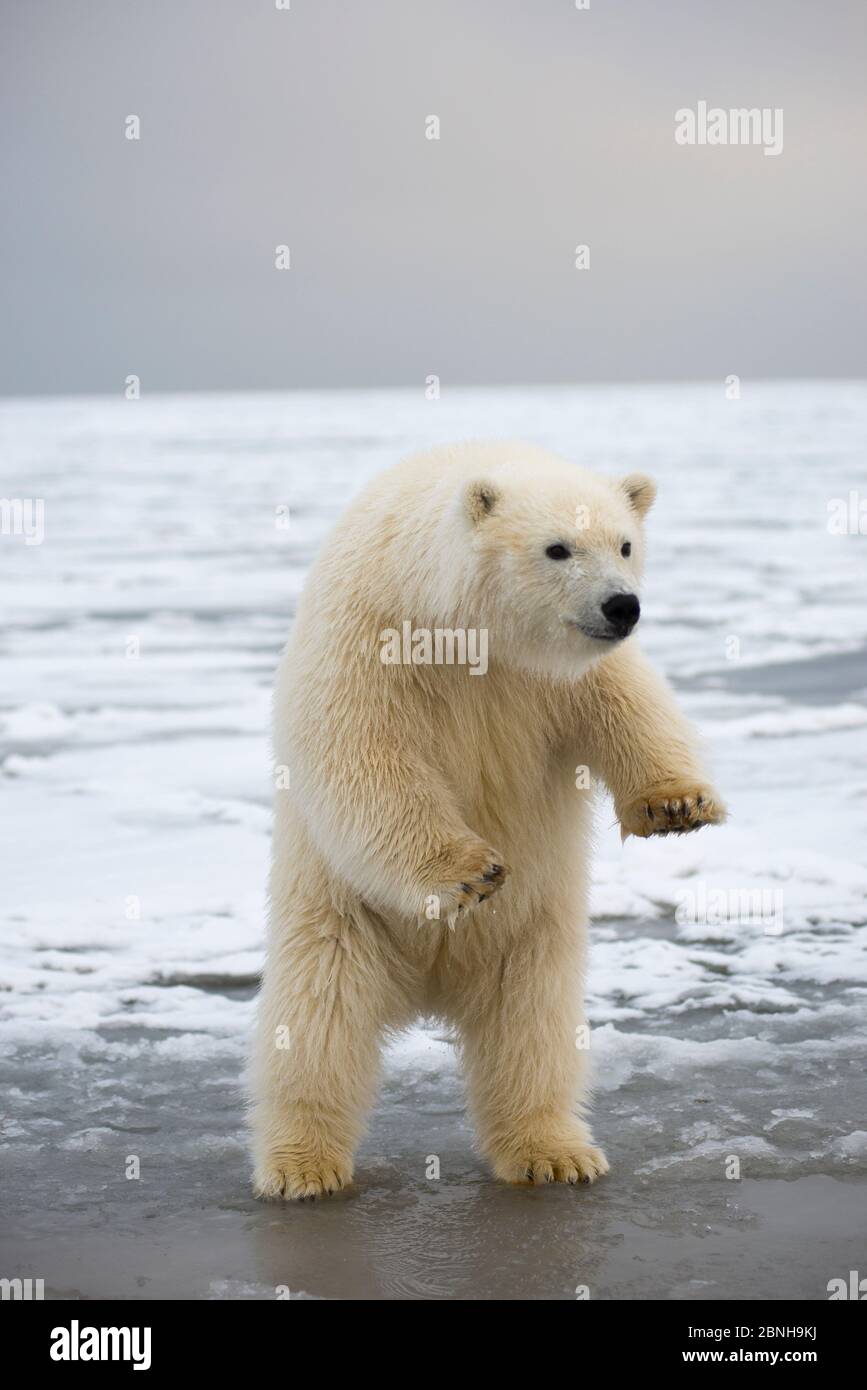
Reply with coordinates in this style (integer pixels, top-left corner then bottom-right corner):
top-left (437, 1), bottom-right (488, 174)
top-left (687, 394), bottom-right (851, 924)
top-left (545, 544), bottom-right (571, 560)
top-left (621, 542), bottom-right (632, 558)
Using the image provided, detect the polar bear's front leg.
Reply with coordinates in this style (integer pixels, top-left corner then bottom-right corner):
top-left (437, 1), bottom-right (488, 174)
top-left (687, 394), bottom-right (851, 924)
top-left (459, 924), bottom-right (608, 1186)
top-left (294, 685), bottom-right (509, 920)
top-left (574, 643), bottom-right (727, 840)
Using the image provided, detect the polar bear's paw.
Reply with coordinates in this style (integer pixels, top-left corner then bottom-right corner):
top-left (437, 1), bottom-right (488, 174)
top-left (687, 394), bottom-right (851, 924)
top-left (434, 841), bottom-right (509, 918)
top-left (491, 1129), bottom-right (609, 1186)
top-left (619, 785), bottom-right (727, 840)
top-left (253, 1153), bottom-right (353, 1201)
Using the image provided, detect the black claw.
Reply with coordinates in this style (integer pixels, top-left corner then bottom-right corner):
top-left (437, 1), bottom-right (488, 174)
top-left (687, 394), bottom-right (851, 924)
top-left (460, 882), bottom-right (472, 893)
top-left (483, 865), bottom-right (503, 881)
top-left (646, 805), bottom-right (654, 818)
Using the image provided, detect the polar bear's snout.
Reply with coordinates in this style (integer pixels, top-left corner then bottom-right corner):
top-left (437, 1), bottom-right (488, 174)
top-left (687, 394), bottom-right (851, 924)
top-left (600, 591), bottom-right (641, 638)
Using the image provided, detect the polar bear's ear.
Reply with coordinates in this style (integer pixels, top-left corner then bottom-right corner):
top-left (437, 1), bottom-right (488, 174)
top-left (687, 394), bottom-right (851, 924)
top-left (464, 479), bottom-right (500, 525)
top-left (619, 473), bottom-right (657, 519)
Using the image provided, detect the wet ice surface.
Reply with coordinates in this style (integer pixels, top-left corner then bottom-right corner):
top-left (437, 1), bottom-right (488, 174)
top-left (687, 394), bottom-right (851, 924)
top-left (1, 383), bottom-right (866, 1299)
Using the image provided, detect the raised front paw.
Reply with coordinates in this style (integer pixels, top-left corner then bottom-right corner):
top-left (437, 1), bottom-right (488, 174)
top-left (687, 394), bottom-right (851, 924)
top-left (431, 840), bottom-right (509, 921)
top-left (620, 784), bottom-right (727, 840)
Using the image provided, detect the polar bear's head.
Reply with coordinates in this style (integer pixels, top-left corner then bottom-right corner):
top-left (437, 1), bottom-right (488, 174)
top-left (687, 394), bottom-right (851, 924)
top-left (457, 456), bottom-right (656, 678)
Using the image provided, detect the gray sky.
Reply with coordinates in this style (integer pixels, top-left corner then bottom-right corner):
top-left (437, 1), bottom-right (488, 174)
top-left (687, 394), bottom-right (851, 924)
top-left (2, 0), bottom-right (865, 395)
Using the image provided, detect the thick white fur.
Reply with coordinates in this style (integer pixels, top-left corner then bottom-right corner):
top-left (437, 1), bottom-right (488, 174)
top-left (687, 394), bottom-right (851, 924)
top-left (249, 443), bottom-right (725, 1198)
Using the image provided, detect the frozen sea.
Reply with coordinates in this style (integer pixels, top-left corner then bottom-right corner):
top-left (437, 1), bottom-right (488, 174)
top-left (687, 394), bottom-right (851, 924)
top-left (1, 382), bottom-right (866, 1300)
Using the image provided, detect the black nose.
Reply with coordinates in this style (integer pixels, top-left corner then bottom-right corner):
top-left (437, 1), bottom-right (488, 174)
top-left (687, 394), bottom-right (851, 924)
top-left (600, 592), bottom-right (640, 636)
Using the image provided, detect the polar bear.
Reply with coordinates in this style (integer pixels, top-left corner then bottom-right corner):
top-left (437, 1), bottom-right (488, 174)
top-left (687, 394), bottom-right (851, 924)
top-left (250, 442), bottom-right (726, 1198)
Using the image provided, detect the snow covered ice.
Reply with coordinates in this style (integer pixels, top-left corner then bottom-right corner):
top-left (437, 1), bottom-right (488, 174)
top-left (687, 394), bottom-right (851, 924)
top-left (1, 382), bottom-right (865, 1299)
